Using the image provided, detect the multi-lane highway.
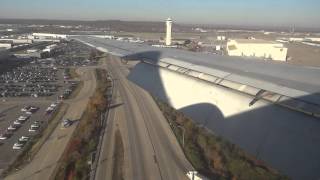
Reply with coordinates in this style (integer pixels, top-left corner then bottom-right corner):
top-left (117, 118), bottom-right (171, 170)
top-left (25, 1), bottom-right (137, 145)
top-left (94, 55), bottom-right (193, 180)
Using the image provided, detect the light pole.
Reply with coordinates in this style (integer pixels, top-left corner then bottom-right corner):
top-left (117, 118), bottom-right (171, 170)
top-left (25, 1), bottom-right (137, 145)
top-left (177, 125), bottom-right (185, 148)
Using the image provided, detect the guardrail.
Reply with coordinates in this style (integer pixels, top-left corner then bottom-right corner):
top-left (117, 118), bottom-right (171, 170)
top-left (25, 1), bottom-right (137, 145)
top-left (89, 72), bottom-right (114, 180)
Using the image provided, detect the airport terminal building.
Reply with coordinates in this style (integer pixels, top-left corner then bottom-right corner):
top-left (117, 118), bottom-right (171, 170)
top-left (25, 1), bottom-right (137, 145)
top-left (227, 39), bottom-right (288, 61)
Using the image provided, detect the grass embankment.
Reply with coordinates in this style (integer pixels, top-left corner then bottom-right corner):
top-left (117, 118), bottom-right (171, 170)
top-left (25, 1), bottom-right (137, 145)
top-left (155, 98), bottom-right (289, 180)
top-left (2, 103), bottom-right (68, 178)
top-left (55, 69), bottom-right (111, 180)
top-left (68, 68), bottom-right (80, 79)
top-left (65, 68), bottom-right (83, 100)
top-left (68, 81), bottom-right (84, 100)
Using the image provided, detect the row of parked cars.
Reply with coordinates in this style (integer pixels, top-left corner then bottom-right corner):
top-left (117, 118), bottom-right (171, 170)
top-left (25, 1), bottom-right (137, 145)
top-left (0, 83), bottom-right (59, 98)
top-left (45, 101), bottom-right (60, 114)
top-left (55, 40), bottom-right (98, 67)
top-left (0, 64), bottom-right (61, 98)
top-left (0, 105), bottom-right (40, 150)
top-left (0, 65), bottom-right (58, 83)
top-left (12, 119), bottom-right (41, 150)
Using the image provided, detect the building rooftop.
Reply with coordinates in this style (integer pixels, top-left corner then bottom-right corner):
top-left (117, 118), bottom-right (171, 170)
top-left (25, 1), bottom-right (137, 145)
top-left (232, 39), bottom-right (280, 44)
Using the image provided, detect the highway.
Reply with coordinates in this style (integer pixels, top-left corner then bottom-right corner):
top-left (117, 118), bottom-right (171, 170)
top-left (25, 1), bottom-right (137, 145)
top-left (94, 55), bottom-right (193, 180)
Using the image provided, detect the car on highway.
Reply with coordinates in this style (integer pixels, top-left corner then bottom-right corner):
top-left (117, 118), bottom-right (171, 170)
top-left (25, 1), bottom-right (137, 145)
top-left (28, 126), bottom-right (39, 132)
top-left (19, 136), bottom-right (30, 142)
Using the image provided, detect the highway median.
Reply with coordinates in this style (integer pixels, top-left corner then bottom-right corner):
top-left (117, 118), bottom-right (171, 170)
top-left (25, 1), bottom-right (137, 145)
top-left (54, 68), bottom-right (111, 180)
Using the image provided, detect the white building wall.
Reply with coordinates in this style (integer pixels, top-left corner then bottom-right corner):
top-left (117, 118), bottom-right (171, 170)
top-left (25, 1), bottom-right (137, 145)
top-left (32, 33), bottom-right (67, 39)
top-left (0, 43), bottom-right (12, 49)
top-left (227, 40), bottom-right (287, 61)
top-left (305, 37), bottom-right (320, 42)
top-left (217, 36), bottom-right (226, 41)
top-left (289, 38), bottom-right (304, 42)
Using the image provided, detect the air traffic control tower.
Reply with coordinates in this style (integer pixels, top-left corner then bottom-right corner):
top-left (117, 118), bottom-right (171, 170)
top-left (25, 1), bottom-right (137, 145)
top-left (165, 18), bottom-right (172, 46)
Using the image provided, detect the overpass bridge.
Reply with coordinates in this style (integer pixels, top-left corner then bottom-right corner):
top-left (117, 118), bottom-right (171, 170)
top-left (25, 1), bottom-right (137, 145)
top-left (75, 36), bottom-right (320, 180)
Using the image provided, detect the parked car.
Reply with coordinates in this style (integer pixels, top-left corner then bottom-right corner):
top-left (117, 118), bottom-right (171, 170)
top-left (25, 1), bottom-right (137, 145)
top-left (13, 120), bottom-right (22, 125)
top-left (21, 106), bottom-right (31, 112)
top-left (30, 124), bottom-right (40, 128)
top-left (0, 133), bottom-right (10, 140)
top-left (7, 125), bottom-right (18, 131)
top-left (12, 141), bottom-right (25, 150)
top-left (28, 126), bottom-right (39, 132)
top-left (50, 103), bottom-right (58, 108)
top-left (19, 136), bottom-right (30, 142)
top-left (18, 115), bottom-right (29, 121)
top-left (46, 107), bottom-right (54, 114)
top-left (33, 120), bottom-right (40, 125)
top-left (30, 106), bottom-right (39, 112)
top-left (26, 111), bottom-right (33, 115)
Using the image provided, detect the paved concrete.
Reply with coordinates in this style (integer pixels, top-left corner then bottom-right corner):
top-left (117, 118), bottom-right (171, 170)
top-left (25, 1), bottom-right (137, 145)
top-left (94, 55), bottom-right (193, 180)
top-left (5, 67), bottom-right (97, 180)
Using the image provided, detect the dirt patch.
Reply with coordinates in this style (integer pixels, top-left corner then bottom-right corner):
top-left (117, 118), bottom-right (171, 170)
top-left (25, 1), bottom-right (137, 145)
top-left (67, 81), bottom-right (84, 99)
top-left (286, 42), bottom-right (320, 67)
top-left (68, 68), bottom-right (79, 79)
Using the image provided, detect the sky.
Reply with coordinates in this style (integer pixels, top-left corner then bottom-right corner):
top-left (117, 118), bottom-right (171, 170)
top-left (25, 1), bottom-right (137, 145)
top-left (0, 0), bottom-right (319, 28)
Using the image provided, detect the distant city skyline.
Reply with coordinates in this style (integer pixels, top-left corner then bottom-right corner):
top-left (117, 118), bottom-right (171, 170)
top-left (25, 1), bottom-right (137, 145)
top-left (1, 0), bottom-right (319, 28)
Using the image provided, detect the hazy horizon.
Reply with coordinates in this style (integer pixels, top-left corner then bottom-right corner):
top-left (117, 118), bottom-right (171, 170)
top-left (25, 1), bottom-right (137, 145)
top-left (1, 0), bottom-right (320, 29)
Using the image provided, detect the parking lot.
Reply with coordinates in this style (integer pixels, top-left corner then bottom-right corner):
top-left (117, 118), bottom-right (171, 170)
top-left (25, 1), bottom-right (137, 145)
top-left (0, 40), bottom-right (99, 175)
top-left (0, 101), bottom-right (60, 170)
top-left (0, 67), bottom-right (80, 102)
top-left (0, 65), bottom-right (61, 97)
top-left (53, 40), bottom-right (99, 67)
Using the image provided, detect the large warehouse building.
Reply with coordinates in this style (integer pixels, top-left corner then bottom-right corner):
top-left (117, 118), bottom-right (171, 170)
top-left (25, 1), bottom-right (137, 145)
top-left (227, 39), bottom-right (288, 61)
top-left (31, 33), bottom-right (67, 40)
